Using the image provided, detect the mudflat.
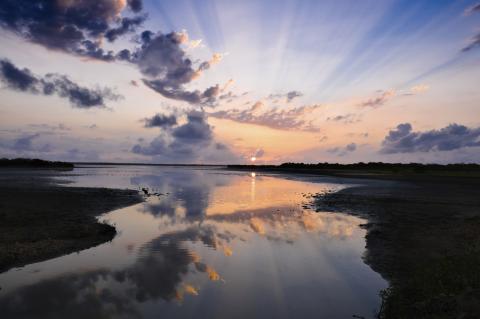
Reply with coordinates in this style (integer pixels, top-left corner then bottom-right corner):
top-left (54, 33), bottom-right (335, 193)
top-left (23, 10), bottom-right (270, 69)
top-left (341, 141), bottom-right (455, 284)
top-left (314, 175), bottom-right (480, 318)
top-left (0, 169), bottom-right (143, 273)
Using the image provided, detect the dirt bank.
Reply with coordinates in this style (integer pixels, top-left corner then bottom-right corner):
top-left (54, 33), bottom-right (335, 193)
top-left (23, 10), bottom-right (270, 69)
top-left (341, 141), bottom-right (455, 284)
top-left (0, 169), bottom-right (143, 273)
top-left (315, 177), bottom-right (480, 318)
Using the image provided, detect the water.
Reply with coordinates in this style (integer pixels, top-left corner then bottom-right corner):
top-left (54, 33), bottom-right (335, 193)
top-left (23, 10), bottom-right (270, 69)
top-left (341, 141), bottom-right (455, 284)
top-left (0, 165), bottom-right (386, 319)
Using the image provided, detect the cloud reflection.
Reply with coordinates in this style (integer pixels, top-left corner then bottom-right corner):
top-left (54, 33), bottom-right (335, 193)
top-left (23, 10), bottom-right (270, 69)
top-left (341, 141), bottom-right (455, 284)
top-left (0, 169), bottom-right (364, 318)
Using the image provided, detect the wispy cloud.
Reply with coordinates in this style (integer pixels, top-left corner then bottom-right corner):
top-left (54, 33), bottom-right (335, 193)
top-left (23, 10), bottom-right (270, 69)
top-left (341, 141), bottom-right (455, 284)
top-left (208, 102), bottom-right (321, 131)
top-left (462, 3), bottom-right (480, 51)
top-left (464, 3), bottom-right (480, 16)
top-left (358, 90), bottom-right (396, 108)
top-left (267, 91), bottom-right (303, 103)
top-left (326, 113), bottom-right (361, 124)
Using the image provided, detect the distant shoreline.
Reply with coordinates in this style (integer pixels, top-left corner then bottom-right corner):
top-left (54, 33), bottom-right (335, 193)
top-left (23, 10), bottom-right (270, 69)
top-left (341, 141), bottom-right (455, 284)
top-left (0, 158), bottom-right (73, 169)
top-left (225, 165), bottom-right (480, 184)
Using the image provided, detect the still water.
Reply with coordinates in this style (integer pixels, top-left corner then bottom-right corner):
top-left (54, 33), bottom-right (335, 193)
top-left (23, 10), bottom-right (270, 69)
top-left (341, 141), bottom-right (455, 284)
top-left (0, 165), bottom-right (386, 319)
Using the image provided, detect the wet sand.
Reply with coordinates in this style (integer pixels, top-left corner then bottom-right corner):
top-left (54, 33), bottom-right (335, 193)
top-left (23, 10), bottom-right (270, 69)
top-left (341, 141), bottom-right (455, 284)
top-left (0, 169), bottom-right (143, 273)
top-left (314, 176), bottom-right (480, 318)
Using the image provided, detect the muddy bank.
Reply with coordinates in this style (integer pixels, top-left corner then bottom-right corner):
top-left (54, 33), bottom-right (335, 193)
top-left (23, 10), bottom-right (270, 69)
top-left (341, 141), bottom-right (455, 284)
top-left (0, 169), bottom-right (143, 273)
top-left (315, 177), bottom-right (480, 318)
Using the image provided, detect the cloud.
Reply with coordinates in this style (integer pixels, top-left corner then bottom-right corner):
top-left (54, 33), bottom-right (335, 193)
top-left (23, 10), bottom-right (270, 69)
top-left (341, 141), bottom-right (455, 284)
top-left (126, 31), bottom-right (222, 105)
top-left (0, 4), bottom-right (222, 105)
top-left (410, 84), bottom-right (429, 94)
top-left (327, 143), bottom-right (357, 156)
top-left (64, 148), bottom-right (100, 161)
top-left (267, 90), bottom-right (303, 103)
top-left (188, 39), bottom-right (203, 49)
top-left (250, 148), bottom-right (265, 160)
top-left (380, 123), bottom-right (480, 154)
top-left (132, 111), bottom-right (238, 163)
top-left (464, 3), bottom-right (480, 15)
top-left (128, 0), bottom-right (143, 12)
top-left (462, 32), bottom-right (480, 52)
top-left (142, 81), bottom-right (220, 105)
top-left (326, 113), bottom-right (361, 124)
top-left (105, 15), bottom-right (147, 42)
top-left (462, 3), bottom-right (480, 51)
top-left (0, 0), bottom-right (145, 60)
top-left (208, 102), bottom-right (321, 131)
top-left (286, 91), bottom-right (303, 102)
top-left (0, 133), bottom-right (52, 153)
top-left (0, 59), bottom-right (121, 108)
top-left (358, 90), bottom-right (396, 108)
top-left (196, 53), bottom-right (223, 73)
top-left (143, 114), bottom-right (177, 129)
top-left (171, 111), bottom-right (212, 143)
top-left (13, 133), bottom-right (43, 151)
top-left (29, 123), bottom-right (71, 131)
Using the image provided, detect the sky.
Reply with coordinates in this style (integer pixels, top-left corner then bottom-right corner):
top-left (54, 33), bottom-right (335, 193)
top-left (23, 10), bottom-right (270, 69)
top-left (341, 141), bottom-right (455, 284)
top-left (0, 0), bottom-right (479, 164)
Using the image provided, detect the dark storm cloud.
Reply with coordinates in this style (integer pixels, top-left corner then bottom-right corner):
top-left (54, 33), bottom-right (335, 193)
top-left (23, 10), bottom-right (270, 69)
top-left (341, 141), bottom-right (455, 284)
top-left (133, 111), bottom-right (212, 156)
top-left (134, 31), bottom-right (198, 84)
top-left (143, 114), bottom-right (177, 128)
top-left (132, 137), bottom-right (169, 156)
top-left (0, 59), bottom-right (121, 108)
top-left (0, 59), bottom-right (37, 91)
top-left (127, 31), bottom-right (222, 105)
top-left (0, 2), bottom-right (221, 105)
top-left (47, 74), bottom-right (122, 108)
top-left (132, 111), bottom-right (238, 163)
top-left (0, 0), bottom-right (145, 60)
top-left (128, 0), bottom-right (143, 13)
top-left (171, 111), bottom-right (212, 143)
top-left (142, 81), bottom-right (220, 105)
top-left (380, 123), bottom-right (480, 154)
top-left (105, 15), bottom-right (147, 42)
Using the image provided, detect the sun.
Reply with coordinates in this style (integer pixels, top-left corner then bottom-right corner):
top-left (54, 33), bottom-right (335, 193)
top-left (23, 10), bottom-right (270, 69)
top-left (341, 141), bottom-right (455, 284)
top-left (250, 156), bottom-right (256, 162)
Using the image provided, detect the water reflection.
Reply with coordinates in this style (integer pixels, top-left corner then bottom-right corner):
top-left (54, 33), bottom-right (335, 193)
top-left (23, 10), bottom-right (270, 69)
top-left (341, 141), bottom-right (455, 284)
top-left (0, 242), bottom-right (200, 318)
top-left (0, 166), bottom-right (386, 319)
